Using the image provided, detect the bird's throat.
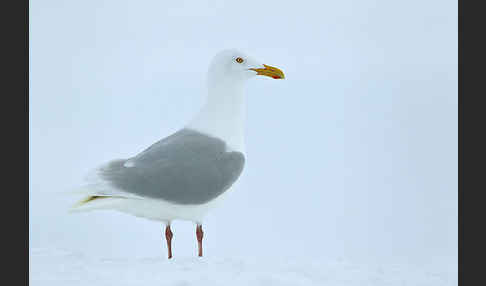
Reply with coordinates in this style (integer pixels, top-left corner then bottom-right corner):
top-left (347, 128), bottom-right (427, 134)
top-left (187, 83), bottom-right (246, 153)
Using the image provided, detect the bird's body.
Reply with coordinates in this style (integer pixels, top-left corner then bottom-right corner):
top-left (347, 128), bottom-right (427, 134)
top-left (75, 128), bottom-right (244, 223)
top-left (72, 49), bottom-right (284, 257)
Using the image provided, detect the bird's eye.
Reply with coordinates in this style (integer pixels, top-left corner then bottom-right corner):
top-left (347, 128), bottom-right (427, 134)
top-left (235, 57), bottom-right (244, 64)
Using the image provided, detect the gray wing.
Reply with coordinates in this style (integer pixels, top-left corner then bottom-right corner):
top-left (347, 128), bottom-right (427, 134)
top-left (98, 129), bottom-right (245, 205)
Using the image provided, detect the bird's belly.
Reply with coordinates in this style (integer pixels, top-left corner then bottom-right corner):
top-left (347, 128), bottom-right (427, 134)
top-left (112, 186), bottom-right (235, 223)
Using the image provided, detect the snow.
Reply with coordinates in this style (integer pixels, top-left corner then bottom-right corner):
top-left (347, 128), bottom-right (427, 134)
top-left (30, 248), bottom-right (457, 286)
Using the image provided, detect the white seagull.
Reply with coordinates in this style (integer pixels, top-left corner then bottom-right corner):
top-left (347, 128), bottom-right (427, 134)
top-left (72, 49), bottom-right (285, 258)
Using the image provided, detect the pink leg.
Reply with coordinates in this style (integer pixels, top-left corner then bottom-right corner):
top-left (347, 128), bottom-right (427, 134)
top-left (196, 224), bottom-right (204, 257)
top-left (165, 225), bottom-right (173, 259)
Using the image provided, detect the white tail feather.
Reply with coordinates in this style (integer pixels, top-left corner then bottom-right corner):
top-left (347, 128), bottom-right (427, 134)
top-left (69, 195), bottom-right (126, 213)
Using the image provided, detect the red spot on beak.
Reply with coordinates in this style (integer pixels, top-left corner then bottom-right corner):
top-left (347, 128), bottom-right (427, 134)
top-left (272, 76), bottom-right (280, 79)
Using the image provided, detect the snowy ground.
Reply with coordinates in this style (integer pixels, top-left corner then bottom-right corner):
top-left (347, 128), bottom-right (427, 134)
top-left (30, 248), bottom-right (456, 286)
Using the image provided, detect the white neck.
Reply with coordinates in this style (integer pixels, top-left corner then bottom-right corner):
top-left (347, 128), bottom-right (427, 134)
top-left (186, 79), bottom-right (246, 153)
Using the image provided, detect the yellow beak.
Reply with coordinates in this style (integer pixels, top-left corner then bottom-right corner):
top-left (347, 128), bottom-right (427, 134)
top-left (249, 64), bottom-right (285, 79)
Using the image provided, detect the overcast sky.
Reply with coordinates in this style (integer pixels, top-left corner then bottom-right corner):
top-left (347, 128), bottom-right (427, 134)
top-left (30, 0), bottom-right (457, 267)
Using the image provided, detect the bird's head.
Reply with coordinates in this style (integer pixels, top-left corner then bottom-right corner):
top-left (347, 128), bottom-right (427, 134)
top-left (207, 49), bottom-right (285, 85)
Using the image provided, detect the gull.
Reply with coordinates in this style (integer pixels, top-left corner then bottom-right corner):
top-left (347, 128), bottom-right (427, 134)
top-left (72, 49), bottom-right (285, 258)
